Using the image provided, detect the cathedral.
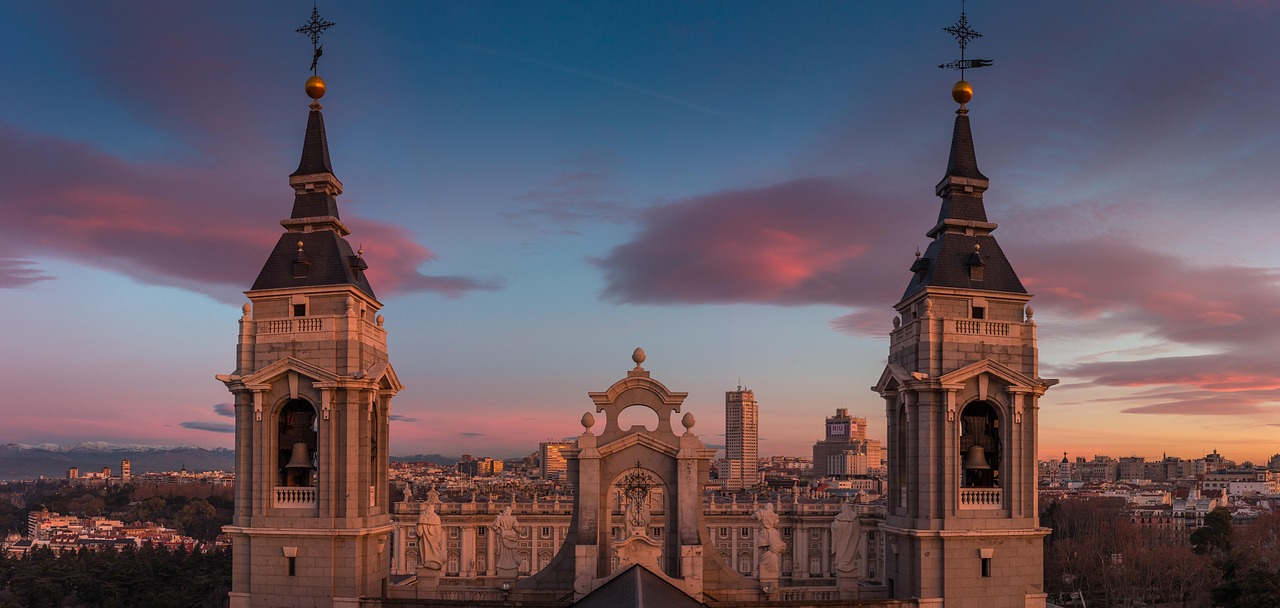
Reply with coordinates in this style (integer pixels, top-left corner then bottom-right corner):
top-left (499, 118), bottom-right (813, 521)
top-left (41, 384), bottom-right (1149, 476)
top-left (218, 8), bottom-right (1053, 608)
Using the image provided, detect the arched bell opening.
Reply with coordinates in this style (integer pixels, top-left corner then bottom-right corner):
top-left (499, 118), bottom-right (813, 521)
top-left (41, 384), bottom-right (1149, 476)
top-left (959, 401), bottom-right (1001, 488)
top-left (278, 399), bottom-right (318, 488)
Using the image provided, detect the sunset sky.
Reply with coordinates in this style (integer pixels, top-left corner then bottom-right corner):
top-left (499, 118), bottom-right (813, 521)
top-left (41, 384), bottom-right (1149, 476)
top-left (1, 1), bottom-right (1278, 463)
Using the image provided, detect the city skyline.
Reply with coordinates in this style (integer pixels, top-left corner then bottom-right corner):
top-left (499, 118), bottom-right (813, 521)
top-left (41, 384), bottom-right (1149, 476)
top-left (1, 2), bottom-right (1278, 462)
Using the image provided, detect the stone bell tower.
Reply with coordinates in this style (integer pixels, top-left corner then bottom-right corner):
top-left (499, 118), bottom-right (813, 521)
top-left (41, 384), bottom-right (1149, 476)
top-left (871, 75), bottom-right (1056, 607)
top-left (217, 63), bottom-right (402, 608)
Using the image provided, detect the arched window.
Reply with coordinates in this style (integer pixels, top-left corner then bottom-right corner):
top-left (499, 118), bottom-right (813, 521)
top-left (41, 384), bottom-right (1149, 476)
top-left (278, 400), bottom-right (317, 487)
top-left (959, 401), bottom-right (1001, 488)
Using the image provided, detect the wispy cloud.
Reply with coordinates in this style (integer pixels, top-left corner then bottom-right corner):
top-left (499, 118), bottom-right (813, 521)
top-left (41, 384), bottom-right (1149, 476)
top-left (454, 44), bottom-right (721, 117)
top-left (0, 258), bottom-right (55, 289)
top-left (180, 421), bottom-right (235, 434)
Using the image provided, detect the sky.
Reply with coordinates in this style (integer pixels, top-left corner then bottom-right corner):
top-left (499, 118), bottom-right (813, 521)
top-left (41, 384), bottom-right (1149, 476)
top-left (1, 1), bottom-right (1278, 464)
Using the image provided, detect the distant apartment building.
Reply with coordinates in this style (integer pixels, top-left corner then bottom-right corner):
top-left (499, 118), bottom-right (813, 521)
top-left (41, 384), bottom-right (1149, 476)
top-left (457, 456), bottom-right (503, 477)
top-left (1203, 468), bottom-right (1279, 496)
top-left (720, 386), bottom-right (759, 490)
top-left (539, 441), bottom-right (575, 480)
top-left (811, 408), bottom-right (882, 478)
top-left (120, 459), bottom-right (131, 483)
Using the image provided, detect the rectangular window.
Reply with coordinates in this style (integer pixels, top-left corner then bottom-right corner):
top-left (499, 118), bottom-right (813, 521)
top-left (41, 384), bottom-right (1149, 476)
top-left (287, 556), bottom-right (296, 577)
top-left (740, 527), bottom-right (750, 538)
top-left (651, 527), bottom-right (662, 538)
top-left (981, 557), bottom-right (991, 577)
top-left (478, 526), bottom-right (486, 536)
top-left (972, 306), bottom-right (985, 319)
top-left (541, 526), bottom-right (551, 538)
top-left (718, 527), bottom-right (728, 538)
top-left (449, 527), bottom-right (458, 539)
top-left (782, 527), bottom-right (792, 537)
top-left (293, 303), bottom-right (306, 317)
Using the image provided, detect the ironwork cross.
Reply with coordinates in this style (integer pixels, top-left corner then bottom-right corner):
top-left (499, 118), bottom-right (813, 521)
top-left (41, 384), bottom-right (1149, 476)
top-left (296, 4), bottom-right (335, 74)
top-left (938, 0), bottom-right (992, 79)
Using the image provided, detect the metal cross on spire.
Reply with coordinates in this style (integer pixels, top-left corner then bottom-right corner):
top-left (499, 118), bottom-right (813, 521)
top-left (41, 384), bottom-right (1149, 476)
top-left (296, 3), bottom-right (335, 75)
top-left (938, 0), bottom-right (992, 80)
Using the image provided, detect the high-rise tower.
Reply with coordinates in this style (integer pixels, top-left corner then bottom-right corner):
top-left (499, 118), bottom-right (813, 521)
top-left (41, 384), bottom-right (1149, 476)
top-left (871, 13), bottom-right (1056, 606)
top-left (721, 387), bottom-right (759, 490)
top-left (217, 17), bottom-right (402, 605)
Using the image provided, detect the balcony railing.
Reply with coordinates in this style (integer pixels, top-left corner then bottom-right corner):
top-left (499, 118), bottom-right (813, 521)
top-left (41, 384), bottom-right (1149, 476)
top-left (953, 320), bottom-right (1010, 336)
top-left (274, 486), bottom-right (317, 508)
top-left (959, 487), bottom-right (1002, 510)
top-left (259, 317), bottom-right (327, 335)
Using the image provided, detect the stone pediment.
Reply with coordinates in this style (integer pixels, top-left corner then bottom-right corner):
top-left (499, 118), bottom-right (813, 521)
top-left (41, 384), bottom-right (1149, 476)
top-left (365, 360), bottom-right (404, 393)
top-left (871, 363), bottom-right (916, 396)
top-left (938, 359), bottom-right (1037, 391)
top-left (596, 431), bottom-right (680, 459)
top-left (238, 356), bottom-right (342, 388)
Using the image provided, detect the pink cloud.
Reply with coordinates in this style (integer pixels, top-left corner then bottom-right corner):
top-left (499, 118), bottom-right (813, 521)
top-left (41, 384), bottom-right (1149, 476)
top-left (596, 177), bottom-right (1280, 418)
top-left (597, 177), bottom-right (913, 307)
top-left (0, 124), bottom-right (496, 302)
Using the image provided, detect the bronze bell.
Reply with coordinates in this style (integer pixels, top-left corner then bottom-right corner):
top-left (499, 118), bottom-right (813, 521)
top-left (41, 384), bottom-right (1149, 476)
top-left (285, 442), bottom-right (313, 470)
top-left (963, 444), bottom-right (991, 470)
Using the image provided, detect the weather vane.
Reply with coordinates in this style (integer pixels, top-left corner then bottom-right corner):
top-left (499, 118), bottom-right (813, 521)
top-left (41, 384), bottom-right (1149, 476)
top-left (296, 3), bottom-right (335, 75)
top-left (938, 0), bottom-right (992, 81)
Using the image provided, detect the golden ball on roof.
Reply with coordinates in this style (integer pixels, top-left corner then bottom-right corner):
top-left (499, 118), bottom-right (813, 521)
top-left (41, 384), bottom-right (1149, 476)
top-left (305, 75), bottom-right (327, 100)
top-left (952, 80), bottom-right (973, 105)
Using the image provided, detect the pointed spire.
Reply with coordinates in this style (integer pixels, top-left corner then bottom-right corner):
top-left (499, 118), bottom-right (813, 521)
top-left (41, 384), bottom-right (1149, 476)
top-left (944, 108), bottom-right (987, 181)
top-left (291, 103), bottom-right (335, 178)
top-left (286, 103), bottom-right (344, 223)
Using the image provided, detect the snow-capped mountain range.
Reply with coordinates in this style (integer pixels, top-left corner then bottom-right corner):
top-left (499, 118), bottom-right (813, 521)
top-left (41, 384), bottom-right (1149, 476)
top-left (0, 443), bottom-right (234, 481)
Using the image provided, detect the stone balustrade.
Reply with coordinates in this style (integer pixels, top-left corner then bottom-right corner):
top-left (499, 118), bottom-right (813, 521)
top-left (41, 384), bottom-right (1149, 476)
top-left (274, 486), bottom-right (318, 508)
top-left (959, 487), bottom-right (1002, 510)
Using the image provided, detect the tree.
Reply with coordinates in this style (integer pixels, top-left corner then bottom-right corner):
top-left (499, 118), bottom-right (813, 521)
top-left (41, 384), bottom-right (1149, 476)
top-left (177, 499), bottom-right (220, 541)
top-left (1190, 507), bottom-right (1232, 556)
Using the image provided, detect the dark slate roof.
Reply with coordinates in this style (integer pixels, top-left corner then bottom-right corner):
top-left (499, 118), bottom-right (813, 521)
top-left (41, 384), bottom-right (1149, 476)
top-left (944, 111), bottom-right (987, 181)
top-left (936, 190), bottom-right (988, 224)
top-left (902, 232), bottom-right (1025, 299)
top-left (291, 191), bottom-right (340, 220)
top-left (250, 230), bottom-right (376, 297)
top-left (572, 565), bottom-right (704, 608)
top-left (901, 108), bottom-right (1024, 300)
top-left (290, 107), bottom-right (334, 177)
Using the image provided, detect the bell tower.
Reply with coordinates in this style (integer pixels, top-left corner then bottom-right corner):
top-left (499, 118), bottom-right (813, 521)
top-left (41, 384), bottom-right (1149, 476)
top-left (218, 10), bottom-right (402, 606)
top-left (872, 9), bottom-right (1055, 607)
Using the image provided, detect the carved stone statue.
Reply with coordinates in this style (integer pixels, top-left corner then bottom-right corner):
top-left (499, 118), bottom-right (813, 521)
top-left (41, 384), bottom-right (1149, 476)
top-left (402, 484), bottom-right (413, 503)
top-left (755, 503), bottom-right (786, 579)
top-left (831, 502), bottom-right (862, 574)
top-left (494, 506), bottom-right (521, 575)
top-left (416, 503), bottom-right (446, 571)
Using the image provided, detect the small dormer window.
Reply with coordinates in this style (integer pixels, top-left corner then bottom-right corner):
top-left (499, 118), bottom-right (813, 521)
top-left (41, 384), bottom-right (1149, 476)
top-left (967, 243), bottom-right (984, 281)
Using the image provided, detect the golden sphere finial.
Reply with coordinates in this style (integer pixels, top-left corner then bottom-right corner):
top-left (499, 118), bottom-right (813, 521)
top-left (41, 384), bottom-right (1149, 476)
top-left (952, 80), bottom-right (973, 105)
top-left (305, 75), bottom-right (327, 100)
